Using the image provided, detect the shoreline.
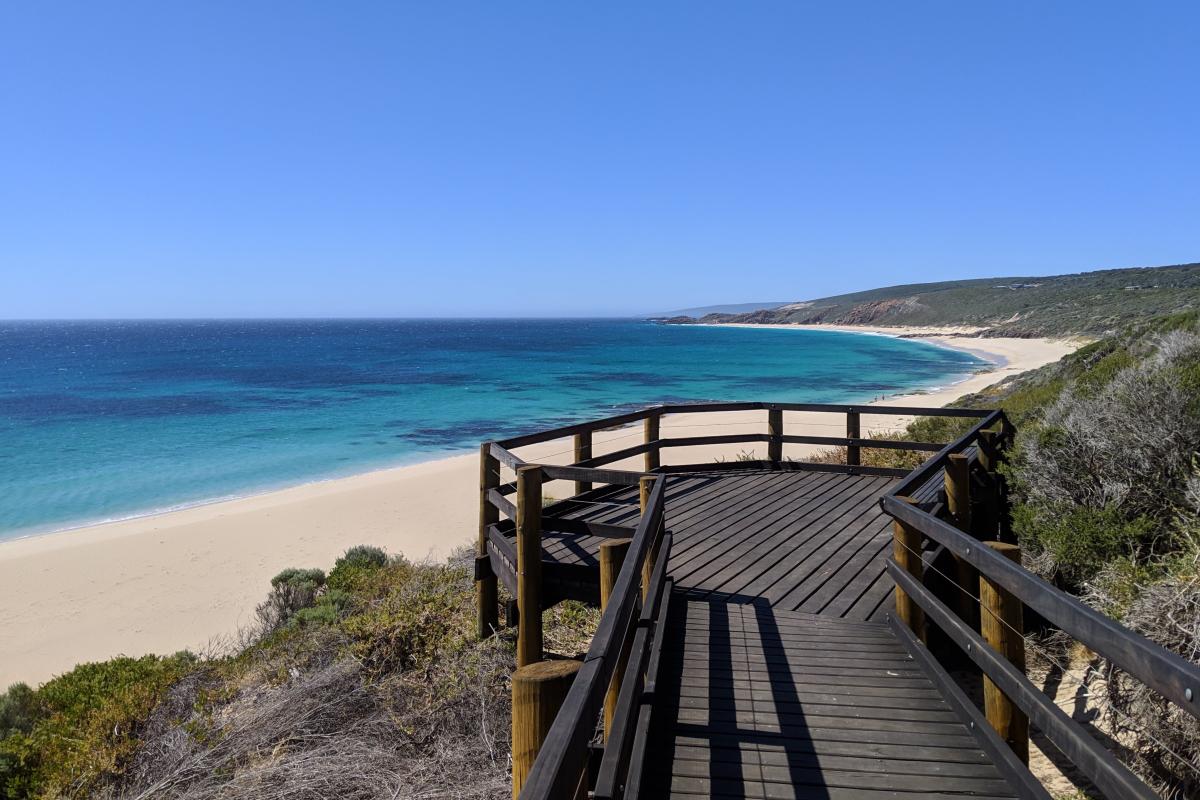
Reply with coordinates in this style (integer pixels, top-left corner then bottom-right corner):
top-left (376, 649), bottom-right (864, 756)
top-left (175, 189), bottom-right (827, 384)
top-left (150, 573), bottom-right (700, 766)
top-left (0, 325), bottom-right (1081, 686)
top-left (699, 320), bottom-right (1012, 370)
top-left (0, 323), bottom-right (999, 547)
top-left (0, 446), bottom-right (479, 549)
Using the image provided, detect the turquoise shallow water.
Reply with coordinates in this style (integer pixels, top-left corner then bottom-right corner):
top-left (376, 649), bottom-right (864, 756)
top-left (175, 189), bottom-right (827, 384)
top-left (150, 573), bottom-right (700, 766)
top-left (0, 319), bottom-right (985, 539)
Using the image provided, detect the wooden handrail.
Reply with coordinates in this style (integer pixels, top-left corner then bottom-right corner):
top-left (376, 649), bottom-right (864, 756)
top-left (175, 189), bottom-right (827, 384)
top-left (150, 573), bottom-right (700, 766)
top-left (883, 494), bottom-right (1200, 720)
top-left (780, 434), bottom-right (945, 451)
top-left (486, 488), bottom-right (516, 520)
top-left (888, 563), bottom-right (1158, 800)
top-left (538, 464), bottom-right (644, 486)
top-left (490, 441), bottom-right (527, 470)
top-left (657, 401), bottom-right (995, 418)
top-left (498, 408), bottom-right (659, 450)
top-left (573, 441), bottom-right (656, 469)
top-left (491, 404), bottom-right (997, 490)
top-left (888, 409), bottom-right (1005, 498)
top-left (517, 477), bottom-right (668, 800)
top-left (655, 432), bottom-right (770, 449)
top-left (873, 410), bottom-right (1198, 797)
top-left (495, 401), bottom-right (995, 451)
top-left (594, 532), bottom-right (674, 800)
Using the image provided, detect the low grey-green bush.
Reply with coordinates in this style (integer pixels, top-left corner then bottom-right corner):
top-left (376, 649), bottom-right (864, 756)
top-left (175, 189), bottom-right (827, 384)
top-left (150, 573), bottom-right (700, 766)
top-left (328, 545), bottom-right (390, 591)
top-left (0, 684), bottom-right (38, 740)
top-left (255, 568), bottom-right (327, 634)
top-left (1010, 329), bottom-right (1200, 590)
top-left (1018, 330), bottom-right (1200, 520)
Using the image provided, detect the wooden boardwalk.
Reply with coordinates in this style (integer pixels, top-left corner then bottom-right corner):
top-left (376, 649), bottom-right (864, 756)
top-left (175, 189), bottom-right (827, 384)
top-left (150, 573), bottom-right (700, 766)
top-left (499, 469), bottom-right (941, 619)
top-left (490, 404), bottom-right (1193, 800)
top-left (511, 470), bottom-right (1019, 798)
top-left (648, 600), bottom-right (1018, 799)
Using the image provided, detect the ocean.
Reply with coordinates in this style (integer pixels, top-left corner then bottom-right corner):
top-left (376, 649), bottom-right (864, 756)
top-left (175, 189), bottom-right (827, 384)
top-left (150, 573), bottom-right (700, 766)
top-left (0, 319), bottom-right (985, 539)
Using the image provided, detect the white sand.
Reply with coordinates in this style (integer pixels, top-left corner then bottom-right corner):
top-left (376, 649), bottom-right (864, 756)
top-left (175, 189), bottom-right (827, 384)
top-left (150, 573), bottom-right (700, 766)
top-left (0, 325), bottom-right (1081, 687)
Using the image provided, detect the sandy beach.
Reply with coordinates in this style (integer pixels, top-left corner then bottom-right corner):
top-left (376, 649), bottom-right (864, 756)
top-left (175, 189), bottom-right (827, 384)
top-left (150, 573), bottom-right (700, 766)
top-left (0, 325), bottom-right (1081, 687)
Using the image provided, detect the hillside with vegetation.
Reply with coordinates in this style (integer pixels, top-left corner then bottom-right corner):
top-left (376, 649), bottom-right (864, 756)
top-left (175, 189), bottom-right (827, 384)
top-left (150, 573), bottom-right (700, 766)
top-left (0, 546), bottom-right (595, 799)
top-left (833, 311), bottom-right (1200, 796)
top-left (660, 262), bottom-right (1200, 338)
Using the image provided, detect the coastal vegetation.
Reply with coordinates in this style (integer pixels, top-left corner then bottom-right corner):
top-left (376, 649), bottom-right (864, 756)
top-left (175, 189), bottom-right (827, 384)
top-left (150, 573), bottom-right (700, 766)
top-left (660, 261), bottom-right (1200, 338)
top-left (842, 311), bottom-right (1200, 795)
top-left (0, 547), bottom-right (583, 800)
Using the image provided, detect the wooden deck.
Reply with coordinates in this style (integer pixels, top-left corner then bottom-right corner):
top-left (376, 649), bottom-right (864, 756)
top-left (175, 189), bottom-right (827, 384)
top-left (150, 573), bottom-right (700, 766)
top-left (647, 600), bottom-right (1018, 799)
top-left (489, 464), bottom-right (1033, 799)
top-left (495, 405), bottom-right (1191, 800)
top-left (494, 469), bottom-right (944, 621)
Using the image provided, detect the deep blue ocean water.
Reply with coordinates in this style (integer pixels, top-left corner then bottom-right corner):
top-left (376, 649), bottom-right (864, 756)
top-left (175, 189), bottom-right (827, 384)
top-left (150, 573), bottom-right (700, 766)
top-left (0, 319), bottom-right (985, 539)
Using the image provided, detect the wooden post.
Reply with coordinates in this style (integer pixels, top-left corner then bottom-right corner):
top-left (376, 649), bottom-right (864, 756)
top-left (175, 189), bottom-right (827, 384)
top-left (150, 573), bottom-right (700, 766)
top-left (846, 409), bottom-right (861, 468)
top-left (945, 453), bottom-right (978, 626)
top-left (977, 427), bottom-right (1001, 473)
top-left (891, 496), bottom-right (926, 641)
top-left (516, 465), bottom-right (543, 668)
top-left (989, 424), bottom-right (1017, 543)
top-left (644, 412), bottom-right (661, 472)
top-left (945, 453), bottom-right (972, 531)
top-left (512, 659), bottom-right (583, 798)
top-left (478, 443), bottom-right (500, 639)
top-left (600, 537), bottom-right (632, 740)
top-left (573, 431), bottom-right (592, 495)
top-left (639, 476), bottom-right (658, 601)
top-left (981, 541), bottom-right (1029, 764)
top-left (639, 475), bottom-right (653, 514)
top-left (974, 428), bottom-right (1002, 542)
top-left (767, 408), bottom-right (783, 465)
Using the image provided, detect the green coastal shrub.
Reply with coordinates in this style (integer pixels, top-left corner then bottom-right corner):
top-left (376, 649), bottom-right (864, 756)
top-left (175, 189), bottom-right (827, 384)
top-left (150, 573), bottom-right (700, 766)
top-left (290, 588), bottom-right (352, 628)
top-left (0, 654), bottom-right (193, 799)
top-left (1012, 503), bottom-right (1157, 590)
top-left (271, 566), bottom-right (327, 590)
top-left (327, 544), bottom-right (389, 592)
top-left (255, 567), bottom-right (327, 634)
top-left (0, 685), bottom-right (38, 740)
top-left (341, 558), bottom-right (473, 674)
top-left (1017, 331), bottom-right (1200, 519)
top-left (0, 683), bottom-right (42, 799)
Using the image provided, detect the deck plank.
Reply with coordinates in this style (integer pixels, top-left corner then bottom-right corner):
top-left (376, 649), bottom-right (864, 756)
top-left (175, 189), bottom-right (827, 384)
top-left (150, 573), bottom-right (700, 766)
top-left (672, 474), bottom-right (883, 593)
top-left (497, 471), bottom-right (910, 621)
top-left (486, 465), bottom-right (1024, 798)
top-left (646, 598), bottom-right (1018, 799)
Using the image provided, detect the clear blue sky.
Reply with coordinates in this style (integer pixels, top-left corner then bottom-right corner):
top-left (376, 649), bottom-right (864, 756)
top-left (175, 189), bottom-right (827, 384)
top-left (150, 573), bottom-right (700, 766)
top-left (1, 2), bottom-right (1197, 318)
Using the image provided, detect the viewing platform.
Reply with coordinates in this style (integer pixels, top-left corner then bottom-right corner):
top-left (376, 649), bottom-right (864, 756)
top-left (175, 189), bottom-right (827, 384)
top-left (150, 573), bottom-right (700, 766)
top-left (474, 403), bottom-right (1200, 800)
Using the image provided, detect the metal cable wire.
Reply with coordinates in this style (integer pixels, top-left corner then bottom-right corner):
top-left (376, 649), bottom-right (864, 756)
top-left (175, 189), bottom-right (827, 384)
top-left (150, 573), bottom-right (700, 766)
top-left (485, 469), bottom-right (642, 511)
top-left (504, 426), bottom-right (648, 462)
top-left (501, 420), bottom-right (911, 467)
top-left (659, 420), bottom-right (902, 432)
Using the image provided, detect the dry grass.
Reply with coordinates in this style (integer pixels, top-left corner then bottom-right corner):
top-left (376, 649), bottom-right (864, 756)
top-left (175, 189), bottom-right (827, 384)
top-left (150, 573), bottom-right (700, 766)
top-left (802, 430), bottom-right (930, 472)
top-left (106, 550), bottom-right (521, 800)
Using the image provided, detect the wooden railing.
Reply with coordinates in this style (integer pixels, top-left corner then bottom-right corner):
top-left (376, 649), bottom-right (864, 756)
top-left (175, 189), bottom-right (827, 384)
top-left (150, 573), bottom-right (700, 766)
top-left (477, 402), bottom-right (999, 638)
top-left (513, 475), bottom-right (670, 800)
top-left (478, 401), bottom-right (1200, 799)
top-left (478, 401), bottom-right (1009, 800)
top-left (881, 416), bottom-right (1200, 800)
top-left (488, 400), bottom-right (995, 477)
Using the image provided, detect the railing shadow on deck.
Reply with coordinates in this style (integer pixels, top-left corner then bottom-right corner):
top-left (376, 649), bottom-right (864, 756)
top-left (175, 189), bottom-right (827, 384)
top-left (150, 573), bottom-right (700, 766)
top-left (749, 599), bottom-right (828, 800)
